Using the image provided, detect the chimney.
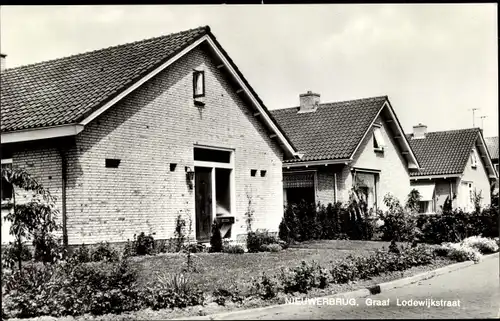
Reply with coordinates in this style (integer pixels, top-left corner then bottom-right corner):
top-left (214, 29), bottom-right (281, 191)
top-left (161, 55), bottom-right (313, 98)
top-left (412, 123), bottom-right (427, 139)
top-left (299, 90), bottom-right (320, 113)
top-left (0, 53), bottom-right (6, 71)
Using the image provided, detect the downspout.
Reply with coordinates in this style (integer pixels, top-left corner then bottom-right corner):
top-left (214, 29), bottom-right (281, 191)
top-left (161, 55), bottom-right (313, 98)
top-left (58, 147), bottom-right (68, 248)
top-left (333, 172), bottom-right (337, 203)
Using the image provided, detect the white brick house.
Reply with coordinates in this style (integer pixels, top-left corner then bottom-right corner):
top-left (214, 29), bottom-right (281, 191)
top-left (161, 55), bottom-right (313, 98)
top-left (270, 93), bottom-right (421, 212)
top-left (0, 26), bottom-right (300, 245)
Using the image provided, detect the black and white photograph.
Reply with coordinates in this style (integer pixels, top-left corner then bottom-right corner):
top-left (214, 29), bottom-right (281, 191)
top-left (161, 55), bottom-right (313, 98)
top-left (0, 3), bottom-right (498, 320)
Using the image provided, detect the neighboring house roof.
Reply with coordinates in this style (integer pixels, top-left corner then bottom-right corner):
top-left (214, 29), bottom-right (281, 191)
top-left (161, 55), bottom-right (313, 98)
top-left (270, 96), bottom-right (420, 168)
top-left (485, 136), bottom-right (499, 161)
top-left (0, 26), bottom-right (299, 157)
top-left (407, 128), bottom-right (496, 178)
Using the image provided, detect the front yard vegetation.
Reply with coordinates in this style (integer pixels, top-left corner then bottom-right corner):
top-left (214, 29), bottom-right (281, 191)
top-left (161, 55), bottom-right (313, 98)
top-left (1, 168), bottom-right (498, 320)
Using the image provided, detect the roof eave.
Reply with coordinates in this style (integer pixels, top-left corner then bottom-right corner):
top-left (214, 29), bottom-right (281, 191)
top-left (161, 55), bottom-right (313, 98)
top-left (1, 124), bottom-right (84, 144)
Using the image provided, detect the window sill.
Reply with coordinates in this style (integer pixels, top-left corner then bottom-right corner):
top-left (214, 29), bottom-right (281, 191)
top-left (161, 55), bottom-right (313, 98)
top-left (194, 98), bottom-right (205, 107)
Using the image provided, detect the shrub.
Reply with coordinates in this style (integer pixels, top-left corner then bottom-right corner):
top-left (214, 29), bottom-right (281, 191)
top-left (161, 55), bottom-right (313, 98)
top-left (438, 243), bottom-right (482, 263)
top-left (251, 272), bottom-right (279, 300)
top-left (379, 194), bottom-right (418, 242)
top-left (154, 238), bottom-right (178, 254)
top-left (210, 221), bottom-right (223, 253)
top-left (461, 236), bottom-right (499, 254)
top-left (69, 243), bottom-right (92, 263)
top-left (135, 232), bottom-right (155, 256)
top-left (222, 244), bottom-right (245, 254)
top-left (174, 215), bottom-right (187, 252)
top-left (140, 272), bottom-right (204, 310)
top-left (91, 242), bottom-right (119, 262)
top-left (247, 230), bottom-right (279, 253)
top-left (1, 242), bottom-right (32, 270)
top-left (279, 260), bottom-right (319, 294)
top-left (184, 242), bottom-right (207, 253)
top-left (259, 243), bottom-right (282, 252)
top-left (212, 287), bottom-right (244, 306)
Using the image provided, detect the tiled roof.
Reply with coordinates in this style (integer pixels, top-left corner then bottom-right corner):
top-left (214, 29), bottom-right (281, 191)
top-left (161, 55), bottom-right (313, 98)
top-left (406, 128), bottom-right (481, 177)
top-left (270, 96), bottom-right (387, 162)
top-left (485, 136), bottom-right (499, 160)
top-left (1, 26), bottom-right (209, 132)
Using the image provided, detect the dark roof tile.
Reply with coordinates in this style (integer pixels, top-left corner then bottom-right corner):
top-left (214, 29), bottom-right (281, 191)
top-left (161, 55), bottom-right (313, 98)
top-left (1, 26), bottom-right (209, 132)
top-left (406, 128), bottom-right (480, 176)
top-left (270, 96), bottom-right (387, 162)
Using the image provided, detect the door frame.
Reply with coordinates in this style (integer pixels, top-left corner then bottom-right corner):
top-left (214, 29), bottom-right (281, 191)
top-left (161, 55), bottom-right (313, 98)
top-left (193, 145), bottom-right (235, 240)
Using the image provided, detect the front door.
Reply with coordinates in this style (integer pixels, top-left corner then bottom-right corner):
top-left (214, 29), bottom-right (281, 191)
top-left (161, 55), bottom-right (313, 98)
top-left (195, 167), bottom-right (212, 242)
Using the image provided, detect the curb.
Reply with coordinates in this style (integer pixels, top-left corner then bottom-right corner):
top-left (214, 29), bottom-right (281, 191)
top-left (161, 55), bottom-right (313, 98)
top-left (176, 253), bottom-right (498, 320)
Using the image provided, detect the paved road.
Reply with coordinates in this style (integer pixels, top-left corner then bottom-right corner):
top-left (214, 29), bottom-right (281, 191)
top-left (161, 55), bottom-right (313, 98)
top-left (215, 254), bottom-right (500, 319)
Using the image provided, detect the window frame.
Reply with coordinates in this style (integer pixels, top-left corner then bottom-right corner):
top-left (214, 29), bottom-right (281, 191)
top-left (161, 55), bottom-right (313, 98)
top-left (373, 126), bottom-right (385, 152)
top-left (471, 149), bottom-right (478, 169)
top-left (1, 158), bottom-right (13, 204)
top-left (193, 70), bottom-right (205, 98)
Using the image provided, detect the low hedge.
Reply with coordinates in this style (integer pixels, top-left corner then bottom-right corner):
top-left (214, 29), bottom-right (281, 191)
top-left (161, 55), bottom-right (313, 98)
top-left (1, 259), bottom-right (203, 319)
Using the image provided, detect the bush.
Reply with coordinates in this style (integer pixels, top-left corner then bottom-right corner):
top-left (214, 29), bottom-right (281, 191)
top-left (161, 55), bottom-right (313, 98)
top-left (184, 242), bottom-right (207, 253)
top-left (212, 287), bottom-right (244, 306)
top-left (259, 243), bottom-right (282, 252)
top-left (247, 230), bottom-right (279, 253)
top-left (210, 221), bottom-right (223, 253)
top-left (222, 244), bottom-right (245, 254)
top-left (135, 232), bottom-right (155, 256)
top-left (461, 236), bottom-right (499, 254)
top-left (90, 242), bottom-right (119, 262)
top-left (154, 238), bottom-right (178, 254)
top-left (69, 243), bottom-right (92, 263)
top-left (379, 194), bottom-right (418, 242)
top-left (250, 272), bottom-right (279, 300)
top-left (279, 260), bottom-right (319, 294)
top-left (437, 243), bottom-right (482, 263)
top-left (1, 242), bottom-right (32, 270)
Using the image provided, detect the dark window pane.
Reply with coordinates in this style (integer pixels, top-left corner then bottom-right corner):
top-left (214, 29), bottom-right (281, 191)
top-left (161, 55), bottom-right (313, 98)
top-left (194, 148), bottom-right (230, 163)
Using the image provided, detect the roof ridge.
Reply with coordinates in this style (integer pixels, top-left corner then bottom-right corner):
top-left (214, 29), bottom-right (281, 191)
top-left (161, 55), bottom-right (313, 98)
top-left (272, 95), bottom-right (388, 111)
top-left (3, 25), bottom-right (209, 72)
top-left (422, 127), bottom-right (481, 135)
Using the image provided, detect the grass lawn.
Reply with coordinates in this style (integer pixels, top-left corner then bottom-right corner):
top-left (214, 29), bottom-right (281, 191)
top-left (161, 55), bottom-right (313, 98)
top-left (131, 240), bottom-right (392, 295)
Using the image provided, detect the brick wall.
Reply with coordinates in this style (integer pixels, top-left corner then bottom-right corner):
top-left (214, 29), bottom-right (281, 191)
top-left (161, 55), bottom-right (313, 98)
top-left (64, 47), bottom-right (284, 245)
top-left (3, 141), bottom-right (65, 243)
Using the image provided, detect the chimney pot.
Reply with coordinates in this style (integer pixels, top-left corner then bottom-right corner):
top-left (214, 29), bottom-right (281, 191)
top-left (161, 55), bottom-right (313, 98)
top-left (412, 123), bottom-right (427, 139)
top-left (0, 53), bottom-right (6, 71)
top-left (299, 90), bottom-right (320, 113)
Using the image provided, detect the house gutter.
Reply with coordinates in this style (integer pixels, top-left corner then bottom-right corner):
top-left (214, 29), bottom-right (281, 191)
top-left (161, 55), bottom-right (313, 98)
top-left (58, 146), bottom-right (68, 248)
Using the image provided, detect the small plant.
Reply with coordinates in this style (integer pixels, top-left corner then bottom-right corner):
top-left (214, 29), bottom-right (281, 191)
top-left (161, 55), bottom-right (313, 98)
top-left (212, 287), bottom-right (244, 306)
top-left (174, 214), bottom-right (187, 252)
top-left (279, 260), bottom-right (319, 293)
top-left (1, 242), bottom-right (32, 270)
top-left (135, 232), bottom-right (155, 256)
top-left (69, 243), bottom-right (91, 263)
top-left (222, 243), bottom-right (245, 254)
top-left (247, 230), bottom-right (279, 253)
top-left (244, 188), bottom-right (255, 233)
top-left (90, 241), bottom-right (119, 262)
top-left (209, 221), bottom-right (223, 253)
top-left (251, 272), bottom-right (279, 300)
top-left (259, 243), bottom-right (282, 252)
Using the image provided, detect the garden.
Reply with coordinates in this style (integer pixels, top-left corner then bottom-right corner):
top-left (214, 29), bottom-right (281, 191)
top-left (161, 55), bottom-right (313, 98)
top-left (1, 166), bottom-right (499, 320)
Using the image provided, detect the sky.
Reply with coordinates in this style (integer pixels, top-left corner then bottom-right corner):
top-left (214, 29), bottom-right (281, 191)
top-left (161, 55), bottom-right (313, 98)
top-left (0, 4), bottom-right (498, 137)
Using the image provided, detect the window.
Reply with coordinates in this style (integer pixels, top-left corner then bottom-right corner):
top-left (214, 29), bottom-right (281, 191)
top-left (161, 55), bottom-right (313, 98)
top-left (413, 183), bottom-right (435, 214)
top-left (283, 171), bottom-right (316, 205)
top-left (495, 163), bottom-right (499, 173)
top-left (471, 149), bottom-right (478, 168)
top-left (1, 158), bottom-right (13, 202)
top-left (194, 148), bottom-right (230, 163)
top-left (193, 70), bottom-right (205, 98)
top-left (373, 127), bottom-right (385, 151)
top-left (354, 172), bottom-right (378, 210)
